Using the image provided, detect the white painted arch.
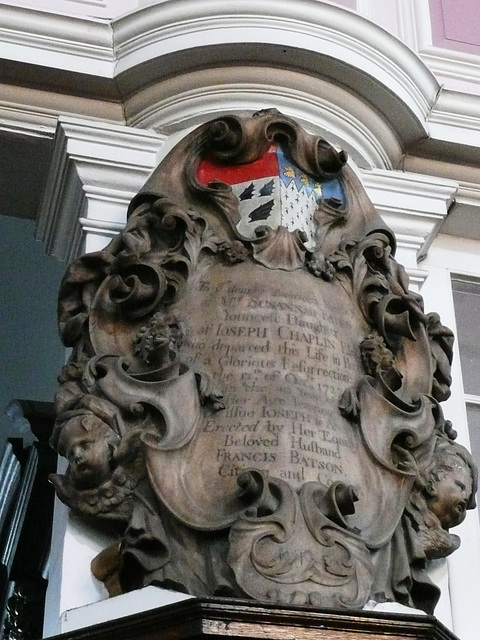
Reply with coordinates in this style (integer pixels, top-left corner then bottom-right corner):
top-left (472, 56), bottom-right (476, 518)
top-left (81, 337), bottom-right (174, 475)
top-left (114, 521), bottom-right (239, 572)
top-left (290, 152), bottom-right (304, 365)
top-left (125, 66), bottom-right (403, 170)
top-left (113, 0), bottom-right (439, 160)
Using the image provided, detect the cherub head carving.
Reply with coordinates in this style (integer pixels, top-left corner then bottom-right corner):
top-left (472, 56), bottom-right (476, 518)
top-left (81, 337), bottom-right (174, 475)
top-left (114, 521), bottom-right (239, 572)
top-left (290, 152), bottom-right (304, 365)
top-left (56, 411), bottom-right (121, 490)
top-left (423, 441), bottom-right (477, 530)
top-left (406, 433), bottom-right (477, 560)
top-left (49, 403), bottom-right (145, 523)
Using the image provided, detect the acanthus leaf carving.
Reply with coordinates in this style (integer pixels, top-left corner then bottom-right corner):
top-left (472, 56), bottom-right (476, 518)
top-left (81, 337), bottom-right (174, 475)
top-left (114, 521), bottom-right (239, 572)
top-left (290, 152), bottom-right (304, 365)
top-left (228, 471), bottom-right (372, 609)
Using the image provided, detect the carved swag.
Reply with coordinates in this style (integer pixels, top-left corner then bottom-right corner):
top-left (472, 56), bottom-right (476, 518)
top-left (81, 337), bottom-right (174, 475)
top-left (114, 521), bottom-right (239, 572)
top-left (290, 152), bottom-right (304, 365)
top-left (50, 111), bottom-right (477, 613)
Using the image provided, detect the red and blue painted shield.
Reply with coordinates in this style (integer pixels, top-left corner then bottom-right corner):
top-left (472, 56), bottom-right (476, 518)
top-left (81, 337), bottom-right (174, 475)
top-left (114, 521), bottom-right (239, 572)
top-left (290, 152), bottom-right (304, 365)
top-left (197, 145), bottom-right (344, 248)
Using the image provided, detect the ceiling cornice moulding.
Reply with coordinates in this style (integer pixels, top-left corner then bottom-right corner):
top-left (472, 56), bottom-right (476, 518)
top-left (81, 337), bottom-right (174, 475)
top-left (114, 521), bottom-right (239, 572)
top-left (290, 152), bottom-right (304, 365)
top-left (0, 2), bottom-right (439, 134)
top-left (36, 117), bottom-right (165, 262)
top-left (2, 0), bottom-right (480, 181)
top-left (361, 168), bottom-right (457, 265)
top-left (126, 66), bottom-right (403, 170)
top-left (0, 83), bottom-right (125, 139)
top-left (0, 4), bottom-right (114, 75)
top-left (113, 0), bottom-right (438, 130)
top-left (421, 47), bottom-right (480, 92)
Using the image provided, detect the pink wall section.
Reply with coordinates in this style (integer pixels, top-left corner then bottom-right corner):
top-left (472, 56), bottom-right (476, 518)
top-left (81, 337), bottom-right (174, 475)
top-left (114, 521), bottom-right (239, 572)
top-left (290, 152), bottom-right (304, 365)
top-left (327, 0), bottom-right (357, 9)
top-left (335, 0), bottom-right (356, 8)
top-left (429, 0), bottom-right (480, 55)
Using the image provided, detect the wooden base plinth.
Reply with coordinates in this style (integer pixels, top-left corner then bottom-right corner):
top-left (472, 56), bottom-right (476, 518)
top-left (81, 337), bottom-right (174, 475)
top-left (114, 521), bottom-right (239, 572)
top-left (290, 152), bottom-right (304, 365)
top-left (49, 597), bottom-right (459, 640)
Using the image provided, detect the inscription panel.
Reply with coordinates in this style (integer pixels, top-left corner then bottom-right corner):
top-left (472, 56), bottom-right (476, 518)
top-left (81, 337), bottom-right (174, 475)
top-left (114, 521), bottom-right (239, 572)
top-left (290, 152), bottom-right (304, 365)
top-left (175, 260), bottom-right (371, 501)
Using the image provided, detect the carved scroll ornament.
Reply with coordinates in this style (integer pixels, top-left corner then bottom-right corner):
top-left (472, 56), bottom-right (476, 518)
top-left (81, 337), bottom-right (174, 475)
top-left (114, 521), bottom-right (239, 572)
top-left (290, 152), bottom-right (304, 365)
top-left (50, 111), bottom-right (477, 613)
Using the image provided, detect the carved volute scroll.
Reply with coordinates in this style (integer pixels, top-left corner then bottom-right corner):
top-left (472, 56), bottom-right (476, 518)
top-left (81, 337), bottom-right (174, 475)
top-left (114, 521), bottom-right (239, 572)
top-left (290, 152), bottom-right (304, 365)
top-left (50, 111), bottom-right (477, 613)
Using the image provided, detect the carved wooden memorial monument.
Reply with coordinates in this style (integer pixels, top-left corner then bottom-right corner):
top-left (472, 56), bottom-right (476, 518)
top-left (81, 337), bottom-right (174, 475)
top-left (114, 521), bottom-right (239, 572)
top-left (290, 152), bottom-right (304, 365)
top-left (50, 111), bottom-right (477, 615)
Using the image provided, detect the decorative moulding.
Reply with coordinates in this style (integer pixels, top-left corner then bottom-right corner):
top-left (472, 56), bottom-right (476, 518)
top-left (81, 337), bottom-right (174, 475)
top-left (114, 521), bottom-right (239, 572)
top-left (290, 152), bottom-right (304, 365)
top-left (0, 0), bottom-right (439, 133)
top-left (361, 168), bottom-right (458, 273)
top-left (3, 0), bottom-right (140, 20)
top-left (436, 184), bottom-right (480, 243)
top-left (0, 83), bottom-right (125, 140)
top-left (113, 0), bottom-right (438, 137)
top-left (0, 6), bottom-right (123, 139)
top-left (3, 0), bottom-right (480, 172)
top-left (0, 4), bottom-right (114, 75)
top-left (45, 597), bottom-right (460, 640)
top-left (3, 0), bottom-right (480, 171)
top-left (403, 155), bottom-right (480, 188)
top-left (421, 47), bottom-right (480, 94)
top-left (401, 158), bottom-right (480, 243)
top-left (393, 0), bottom-right (430, 53)
top-left (36, 117), bottom-right (165, 262)
top-left (0, 90), bottom-right (57, 139)
top-left (426, 90), bottom-right (480, 167)
top-left (126, 66), bottom-right (402, 170)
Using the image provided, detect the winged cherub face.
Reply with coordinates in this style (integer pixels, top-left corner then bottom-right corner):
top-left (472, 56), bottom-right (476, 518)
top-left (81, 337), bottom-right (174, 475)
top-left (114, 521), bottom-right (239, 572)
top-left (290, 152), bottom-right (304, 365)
top-left (426, 456), bottom-right (473, 530)
top-left (58, 415), bottom-right (119, 489)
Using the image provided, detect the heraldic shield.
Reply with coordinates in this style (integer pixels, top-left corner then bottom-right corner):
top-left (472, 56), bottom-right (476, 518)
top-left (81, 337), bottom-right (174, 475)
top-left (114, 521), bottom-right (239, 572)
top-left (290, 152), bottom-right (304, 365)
top-left (50, 111), bottom-right (477, 614)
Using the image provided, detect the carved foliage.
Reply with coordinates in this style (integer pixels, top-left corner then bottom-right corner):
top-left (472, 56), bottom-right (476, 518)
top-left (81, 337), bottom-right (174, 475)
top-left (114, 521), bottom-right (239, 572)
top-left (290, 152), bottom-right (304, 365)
top-left (228, 471), bottom-right (372, 608)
